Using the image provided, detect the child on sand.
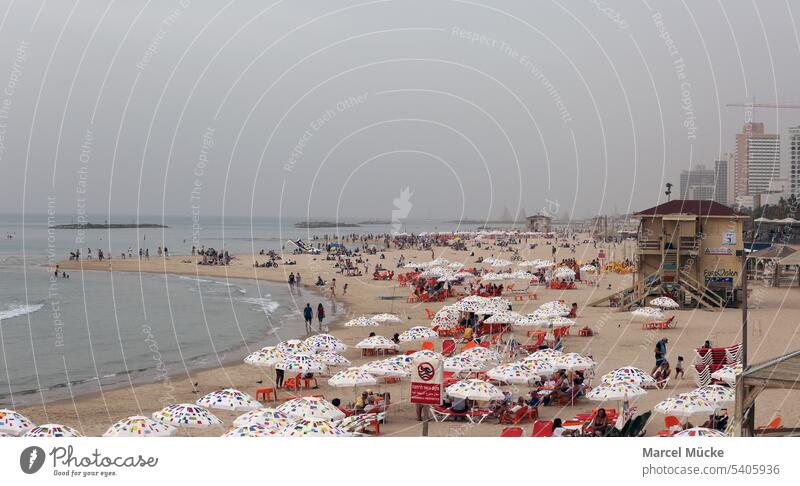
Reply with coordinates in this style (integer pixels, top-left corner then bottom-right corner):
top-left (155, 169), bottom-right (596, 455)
top-left (675, 356), bottom-right (684, 379)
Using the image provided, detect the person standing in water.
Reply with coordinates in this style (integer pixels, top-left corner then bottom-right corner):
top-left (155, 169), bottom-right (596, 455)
top-left (303, 303), bottom-right (313, 333)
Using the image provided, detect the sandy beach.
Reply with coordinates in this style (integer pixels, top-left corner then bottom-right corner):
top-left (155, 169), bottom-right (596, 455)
top-left (17, 236), bottom-right (800, 436)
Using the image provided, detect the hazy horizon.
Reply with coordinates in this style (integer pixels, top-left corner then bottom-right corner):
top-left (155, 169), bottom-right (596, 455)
top-left (2, 0), bottom-right (800, 223)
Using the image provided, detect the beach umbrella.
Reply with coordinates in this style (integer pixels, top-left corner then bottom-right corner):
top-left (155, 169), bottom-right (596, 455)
top-left (527, 349), bottom-right (563, 360)
top-left (587, 382), bottom-right (647, 402)
top-left (480, 272), bottom-right (508, 282)
top-left (602, 367), bottom-right (657, 388)
top-left (344, 316), bottom-right (380, 327)
top-left (444, 355), bottom-right (487, 373)
top-left (448, 262), bottom-right (466, 269)
top-left (314, 351), bottom-right (352, 367)
top-left (277, 396), bottom-right (345, 421)
top-left (631, 307), bottom-right (665, 320)
top-left (384, 354), bottom-right (413, 367)
top-left (403, 262), bottom-right (421, 268)
top-left (419, 267), bottom-right (449, 279)
top-left (371, 313), bottom-right (401, 323)
top-left (486, 363), bottom-right (540, 385)
top-left (690, 384), bottom-right (735, 407)
top-left (102, 416), bottom-right (176, 437)
top-left (328, 368), bottom-right (378, 387)
top-left (508, 271), bottom-right (536, 281)
top-left (244, 347), bottom-right (284, 367)
top-left (517, 358), bottom-right (557, 378)
top-left (277, 339), bottom-right (313, 356)
top-left (554, 353), bottom-right (596, 371)
top-left (233, 408), bottom-right (290, 429)
top-left (432, 305), bottom-right (461, 329)
top-left (537, 301), bottom-right (571, 317)
top-left (484, 258), bottom-right (513, 268)
top-left (460, 347), bottom-right (502, 364)
top-left (579, 264), bottom-right (597, 273)
top-left (674, 427), bottom-right (726, 437)
top-left (398, 326), bottom-right (438, 342)
top-left (222, 424), bottom-right (281, 437)
top-left (654, 394), bottom-right (715, 419)
top-left (361, 359), bottom-right (411, 378)
top-left (0, 409), bottom-right (35, 436)
top-left (446, 379), bottom-right (504, 401)
top-left (281, 418), bottom-right (347, 437)
top-left (22, 424), bottom-right (83, 437)
top-left (535, 260), bottom-right (555, 269)
top-left (484, 310), bottom-right (525, 325)
top-left (355, 335), bottom-right (399, 351)
top-left (335, 413), bottom-right (383, 434)
top-left (549, 316), bottom-right (577, 327)
top-left (305, 334), bottom-right (346, 352)
top-left (553, 267), bottom-right (576, 279)
top-left (711, 364), bottom-right (741, 386)
top-left (196, 388), bottom-right (262, 411)
top-left (650, 296), bottom-right (680, 309)
top-left (409, 349), bottom-right (444, 362)
top-left (275, 354), bottom-right (327, 373)
top-left (152, 404), bottom-right (222, 428)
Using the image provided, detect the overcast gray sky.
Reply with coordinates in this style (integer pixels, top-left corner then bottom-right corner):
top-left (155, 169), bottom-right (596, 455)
top-left (1, 0), bottom-right (799, 222)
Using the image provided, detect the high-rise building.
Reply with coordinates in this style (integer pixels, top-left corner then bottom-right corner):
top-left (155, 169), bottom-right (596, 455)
top-left (734, 122), bottom-right (780, 200)
top-left (680, 165), bottom-right (716, 201)
top-left (714, 157), bottom-right (733, 206)
top-left (790, 126), bottom-right (800, 198)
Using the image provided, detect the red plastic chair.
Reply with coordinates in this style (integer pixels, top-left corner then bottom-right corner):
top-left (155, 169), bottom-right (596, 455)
top-left (441, 339), bottom-right (456, 356)
top-left (531, 420), bottom-right (553, 437)
top-left (500, 426), bottom-right (524, 437)
top-left (422, 341), bottom-right (435, 351)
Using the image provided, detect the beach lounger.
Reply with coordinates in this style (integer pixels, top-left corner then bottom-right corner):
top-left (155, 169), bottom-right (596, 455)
top-left (641, 316), bottom-right (675, 330)
top-left (500, 426), bottom-right (524, 437)
top-left (429, 405), bottom-right (491, 424)
top-left (531, 420), bottom-right (553, 437)
top-left (756, 417), bottom-right (782, 431)
top-left (657, 416), bottom-right (682, 437)
top-left (425, 308), bottom-right (436, 319)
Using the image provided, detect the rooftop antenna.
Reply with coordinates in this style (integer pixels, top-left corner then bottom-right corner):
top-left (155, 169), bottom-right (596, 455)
top-left (665, 183), bottom-right (673, 202)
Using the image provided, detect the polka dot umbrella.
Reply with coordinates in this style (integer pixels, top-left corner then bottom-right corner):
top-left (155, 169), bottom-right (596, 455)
top-left (444, 355), bottom-right (487, 373)
top-left (277, 339), bottom-right (313, 356)
top-left (345, 316), bottom-right (380, 327)
top-left (554, 353), bottom-right (596, 371)
top-left (222, 424), bottom-right (282, 437)
top-left (277, 396), bottom-right (345, 421)
top-left (486, 363), bottom-right (540, 385)
top-left (274, 354), bottom-right (327, 374)
top-left (432, 305), bottom-right (462, 329)
top-left (355, 335), bottom-right (399, 351)
top-left (371, 313), bottom-right (402, 323)
top-left (484, 310), bottom-right (526, 325)
top-left (446, 379), bottom-right (505, 401)
top-left (587, 382), bottom-right (647, 402)
top-left (281, 418), bottom-right (347, 437)
top-left (151, 404), bottom-right (222, 428)
top-left (460, 347), bottom-right (502, 365)
top-left (602, 367), bottom-right (657, 388)
top-left (631, 307), bottom-right (666, 320)
top-left (196, 388), bottom-right (263, 411)
top-left (314, 351), bottom-right (352, 367)
top-left (244, 347), bottom-right (285, 367)
top-left (233, 408), bottom-right (290, 431)
top-left (526, 349), bottom-right (563, 361)
top-left (650, 296), bottom-right (680, 309)
top-left (517, 358), bottom-right (557, 378)
top-left (305, 334), bottom-right (347, 353)
top-left (0, 409), bottom-right (35, 436)
top-left (23, 424), bottom-right (83, 437)
top-left (674, 427), bottom-right (726, 437)
top-left (398, 326), bottom-right (438, 342)
top-left (384, 354), bottom-right (413, 367)
top-left (103, 416), bottom-right (176, 437)
top-left (361, 359), bottom-right (411, 378)
top-left (328, 367), bottom-right (378, 387)
top-left (536, 301), bottom-right (571, 318)
top-left (689, 384), bottom-right (735, 407)
top-left (711, 364), bottom-right (741, 386)
top-left (409, 349), bottom-right (444, 362)
top-left (654, 394), bottom-right (715, 419)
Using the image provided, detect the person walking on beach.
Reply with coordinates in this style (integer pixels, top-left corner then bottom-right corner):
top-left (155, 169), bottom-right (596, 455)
top-left (303, 303), bottom-right (313, 333)
top-left (275, 367), bottom-right (284, 389)
top-left (329, 278), bottom-right (336, 298)
top-left (652, 337), bottom-right (668, 375)
top-left (343, 283), bottom-right (348, 295)
top-left (288, 272), bottom-right (295, 287)
top-left (317, 303), bottom-right (326, 331)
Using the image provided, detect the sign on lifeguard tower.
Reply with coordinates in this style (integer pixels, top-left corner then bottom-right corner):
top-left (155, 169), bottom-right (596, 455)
top-left (410, 357), bottom-right (443, 405)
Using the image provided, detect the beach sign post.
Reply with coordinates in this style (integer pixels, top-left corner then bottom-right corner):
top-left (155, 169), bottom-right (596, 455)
top-left (410, 356), bottom-right (443, 436)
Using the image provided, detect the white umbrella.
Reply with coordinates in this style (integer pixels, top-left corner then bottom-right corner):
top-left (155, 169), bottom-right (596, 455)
top-left (631, 307), bottom-right (665, 320)
top-left (371, 313), bottom-right (402, 323)
top-left (103, 416), bottom-right (176, 437)
top-left (196, 388), bottom-right (262, 411)
top-left (280, 418), bottom-right (347, 436)
top-left (674, 427), bottom-right (726, 437)
top-left (328, 367), bottom-right (378, 387)
top-left (553, 267), bottom-right (576, 279)
top-left (554, 353), bottom-right (596, 371)
top-left (536, 301), bottom-right (571, 317)
top-left (274, 354), bottom-right (327, 373)
top-left (654, 394), bottom-right (715, 418)
top-left (0, 409), bottom-right (35, 436)
top-left (650, 296), bottom-right (680, 309)
top-left (22, 424), bottom-right (83, 437)
top-left (486, 363), bottom-right (540, 385)
top-left (361, 359), bottom-right (411, 378)
top-left (222, 424), bottom-right (281, 437)
top-left (344, 316), bottom-right (380, 327)
top-left (277, 339), bottom-right (313, 356)
top-left (233, 408), bottom-right (290, 429)
top-left (398, 326), bottom-right (438, 342)
top-left (355, 335), bottom-right (399, 350)
top-left (690, 385), bottom-right (735, 407)
top-left (314, 351), bottom-right (352, 367)
top-left (151, 404), bottom-right (222, 428)
top-left (601, 367), bottom-right (657, 388)
top-left (409, 349), bottom-right (444, 361)
top-left (305, 334), bottom-right (347, 352)
top-left (432, 305), bottom-right (461, 329)
top-left (244, 347), bottom-right (285, 367)
top-left (484, 310), bottom-right (525, 324)
top-left (460, 347), bottom-right (502, 364)
top-left (446, 379), bottom-right (504, 401)
top-left (711, 364), bottom-right (741, 386)
top-left (277, 396), bottom-right (346, 421)
top-left (517, 358), bottom-right (557, 378)
top-left (444, 355), bottom-right (487, 372)
top-left (587, 382), bottom-right (647, 402)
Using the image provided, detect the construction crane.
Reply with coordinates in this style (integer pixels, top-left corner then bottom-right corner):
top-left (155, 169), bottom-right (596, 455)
top-left (726, 100), bottom-right (800, 122)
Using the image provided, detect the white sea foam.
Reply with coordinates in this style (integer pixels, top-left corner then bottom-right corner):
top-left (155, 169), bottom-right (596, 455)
top-left (239, 297), bottom-right (279, 315)
top-left (0, 303), bottom-right (44, 320)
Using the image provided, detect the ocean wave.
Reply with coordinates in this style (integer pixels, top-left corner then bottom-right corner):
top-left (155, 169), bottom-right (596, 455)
top-left (176, 275), bottom-right (247, 294)
top-left (0, 303), bottom-right (44, 320)
top-left (238, 296), bottom-right (279, 315)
